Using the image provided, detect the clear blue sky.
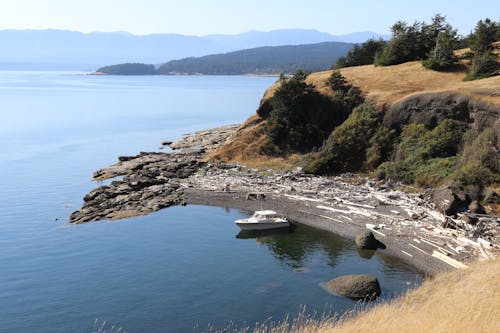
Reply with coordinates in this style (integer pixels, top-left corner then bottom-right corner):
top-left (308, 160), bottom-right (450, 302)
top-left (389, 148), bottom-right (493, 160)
top-left (0, 0), bottom-right (498, 36)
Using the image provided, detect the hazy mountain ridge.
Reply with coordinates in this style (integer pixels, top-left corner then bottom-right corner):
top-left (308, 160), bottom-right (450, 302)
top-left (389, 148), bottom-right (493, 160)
top-left (0, 29), bottom-right (388, 70)
top-left (155, 42), bottom-right (354, 75)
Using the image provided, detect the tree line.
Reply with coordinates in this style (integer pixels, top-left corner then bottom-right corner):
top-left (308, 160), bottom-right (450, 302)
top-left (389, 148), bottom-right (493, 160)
top-left (335, 15), bottom-right (499, 80)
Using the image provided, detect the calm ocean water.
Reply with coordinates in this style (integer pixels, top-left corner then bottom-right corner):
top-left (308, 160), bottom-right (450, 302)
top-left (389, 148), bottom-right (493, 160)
top-left (0, 71), bottom-right (422, 333)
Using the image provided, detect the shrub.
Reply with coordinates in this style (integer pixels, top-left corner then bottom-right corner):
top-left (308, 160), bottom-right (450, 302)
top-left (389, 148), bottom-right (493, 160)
top-left (304, 104), bottom-right (381, 174)
top-left (366, 126), bottom-right (396, 168)
top-left (413, 157), bottom-right (459, 187)
top-left (422, 119), bottom-right (465, 158)
top-left (327, 70), bottom-right (350, 92)
top-left (376, 120), bottom-right (466, 186)
top-left (452, 129), bottom-right (499, 187)
top-left (453, 160), bottom-right (499, 186)
top-left (262, 70), bottom-right (355, 153)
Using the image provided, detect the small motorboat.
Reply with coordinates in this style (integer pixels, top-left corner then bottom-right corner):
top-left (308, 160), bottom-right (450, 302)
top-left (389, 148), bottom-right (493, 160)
top-left (235, 210), bottom-right (290, 230)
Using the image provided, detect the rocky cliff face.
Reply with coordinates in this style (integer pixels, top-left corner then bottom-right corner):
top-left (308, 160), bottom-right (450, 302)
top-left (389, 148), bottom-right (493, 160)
top-left (383, 92), bottom-right (500, 146)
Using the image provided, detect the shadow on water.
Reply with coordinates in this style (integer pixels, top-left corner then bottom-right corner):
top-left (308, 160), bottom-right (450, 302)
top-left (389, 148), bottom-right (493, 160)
top-left (235, 223), bottom-right (350, 269)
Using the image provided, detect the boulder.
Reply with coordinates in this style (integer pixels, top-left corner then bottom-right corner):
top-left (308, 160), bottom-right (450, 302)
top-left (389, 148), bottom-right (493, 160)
top-left (324, 274), bottom-right (381, 300)
top-left (469, 200), bottom-right (486, 214)
top-left (355, 230), bottom-right (385, 250)
top-left (431, 184), bottom-right (471, 216)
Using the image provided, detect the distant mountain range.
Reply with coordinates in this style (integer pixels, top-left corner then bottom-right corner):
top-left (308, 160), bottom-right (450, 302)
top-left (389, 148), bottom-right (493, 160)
top-left (0, 29), bottom-right (388, 70)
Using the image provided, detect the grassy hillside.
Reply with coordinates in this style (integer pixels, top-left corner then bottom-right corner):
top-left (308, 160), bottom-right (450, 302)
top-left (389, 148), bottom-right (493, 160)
top-left (264, 57), bottom-right (500, 108)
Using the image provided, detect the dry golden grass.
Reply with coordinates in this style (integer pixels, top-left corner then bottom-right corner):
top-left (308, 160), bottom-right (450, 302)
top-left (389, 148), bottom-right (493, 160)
top-left (317, 257), bottom-right (500, 333)
top-left (208, 114), bottom-right (268, 162)
top-left (309, 62), bottom-right (500, 108)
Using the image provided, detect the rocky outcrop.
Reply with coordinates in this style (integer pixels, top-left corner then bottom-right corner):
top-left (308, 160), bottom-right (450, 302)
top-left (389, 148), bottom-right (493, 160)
top-left (324, 274), bottom-right (381, 300)
top-left (431, 184), bottom-right (471, 216)
top-left (70, 151), bottom-right (205, 224)
top-left (70, 125), bottom-right (240, 224)
top-left (383, 92), bottom-right (499, 134)
top-left (169, 124), bottom-right (239, 150)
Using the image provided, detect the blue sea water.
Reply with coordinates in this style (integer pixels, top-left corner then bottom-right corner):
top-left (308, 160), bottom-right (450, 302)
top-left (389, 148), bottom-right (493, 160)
top-left (0, 71), bottom-right (422, 333)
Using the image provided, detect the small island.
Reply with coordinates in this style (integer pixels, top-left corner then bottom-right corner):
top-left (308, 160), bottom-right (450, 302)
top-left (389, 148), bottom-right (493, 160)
top-left (94, 62), bottom-right (157, 75)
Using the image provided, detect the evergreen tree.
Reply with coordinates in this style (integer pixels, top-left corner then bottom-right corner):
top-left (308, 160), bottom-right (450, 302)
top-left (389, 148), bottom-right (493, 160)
top-left (466, 19), bottom-right (499, 80)
top-left (422, 26), bottom-right (458, 70)
top-left (335, 38), bottom-right (387, 68)
top-left (470, 19), bottom-right (498, 53)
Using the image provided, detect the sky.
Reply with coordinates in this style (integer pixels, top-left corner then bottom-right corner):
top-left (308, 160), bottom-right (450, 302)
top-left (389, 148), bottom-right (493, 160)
top-left (0, 0), bottom-right (498, 36)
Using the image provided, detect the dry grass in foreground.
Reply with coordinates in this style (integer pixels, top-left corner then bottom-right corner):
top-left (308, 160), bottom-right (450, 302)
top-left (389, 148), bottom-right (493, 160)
top-left (228, 257), bottom-right (500, 333)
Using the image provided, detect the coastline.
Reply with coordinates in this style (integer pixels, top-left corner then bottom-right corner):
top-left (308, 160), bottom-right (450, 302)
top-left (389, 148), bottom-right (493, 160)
top-left (70, 124), bottom-right (499, 277)
top-left (186, 189), bottom-right (449, 276)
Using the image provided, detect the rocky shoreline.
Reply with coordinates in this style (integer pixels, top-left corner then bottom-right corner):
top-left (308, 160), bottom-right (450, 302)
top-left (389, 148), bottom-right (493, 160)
top-left (70, 125), bottom-right (499, 275)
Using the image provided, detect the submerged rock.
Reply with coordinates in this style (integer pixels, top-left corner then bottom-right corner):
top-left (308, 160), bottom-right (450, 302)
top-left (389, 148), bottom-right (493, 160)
top-left (324, 274), bottom-right (381, 300)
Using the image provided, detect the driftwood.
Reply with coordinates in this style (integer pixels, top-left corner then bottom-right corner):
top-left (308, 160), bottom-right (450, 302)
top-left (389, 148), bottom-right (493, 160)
top-left (187, 165), bottom-right (499, 265)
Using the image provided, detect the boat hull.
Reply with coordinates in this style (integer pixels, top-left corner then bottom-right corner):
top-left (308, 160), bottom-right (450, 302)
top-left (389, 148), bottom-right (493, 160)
top-left (235, 221), bottom-right (290, 230)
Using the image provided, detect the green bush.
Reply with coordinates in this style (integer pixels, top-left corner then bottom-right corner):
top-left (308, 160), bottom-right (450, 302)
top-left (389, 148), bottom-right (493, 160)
top-left (261, 70), bottom-right (364, 154)
top-left (303, 104), bottom-right (381, 174)
top-left (414, 157), bottom-right (459, 187)
top-left (376, 120), bottom-right (466, 186)
top-left (366, 126), bottom-right (396, 168)
top-left (453, 160), bottom-right (500, 186)
top-left (461, 129), bottom-right (498, 171)
top-left (379, 156), bottom-right (459, 187)
top-left (452, 129), bottom-right (499, 187)
top-left (422, 119), bottom-right (465, 158)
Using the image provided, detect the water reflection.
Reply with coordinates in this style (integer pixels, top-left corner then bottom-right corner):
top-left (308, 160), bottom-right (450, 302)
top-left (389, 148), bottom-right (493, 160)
top-left (236, 224), bottom-right (350, 269)
top-left (356, 248), bottom-right (377, 259)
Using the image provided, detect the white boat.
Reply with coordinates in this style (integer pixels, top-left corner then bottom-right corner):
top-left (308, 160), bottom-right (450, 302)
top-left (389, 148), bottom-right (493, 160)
top-left (235, 210), bottom-right (290, 230)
